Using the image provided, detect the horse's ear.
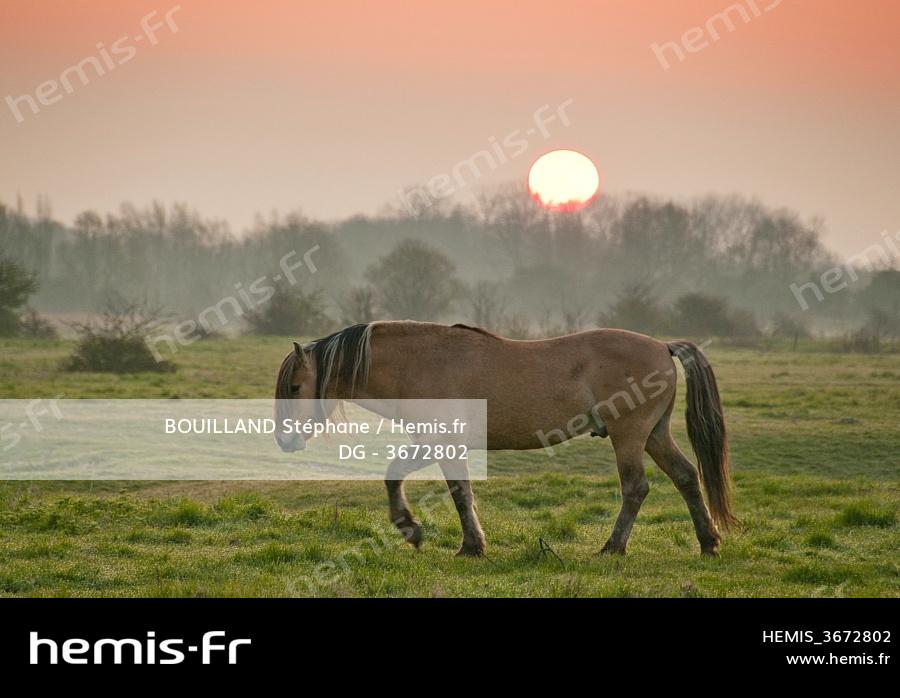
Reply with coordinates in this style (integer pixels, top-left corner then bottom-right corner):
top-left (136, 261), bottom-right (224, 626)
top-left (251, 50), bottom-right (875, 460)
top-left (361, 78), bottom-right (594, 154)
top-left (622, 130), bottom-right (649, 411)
top-left (292, 342), bottom-right (306, 365)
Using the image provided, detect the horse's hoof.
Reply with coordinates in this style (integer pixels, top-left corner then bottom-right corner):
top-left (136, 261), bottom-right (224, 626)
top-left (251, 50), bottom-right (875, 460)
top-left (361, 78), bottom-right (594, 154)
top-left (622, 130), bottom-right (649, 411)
top-left (406, 523), bottom-right (423, 549)
top-left (455, 541), bottom-right (486, 557)
top-left (395, 519), bottom-right (422, 549)
top-left (700, 534), bottom-right (720, 557)
top-left (599, 542), bottom-right (626, 555)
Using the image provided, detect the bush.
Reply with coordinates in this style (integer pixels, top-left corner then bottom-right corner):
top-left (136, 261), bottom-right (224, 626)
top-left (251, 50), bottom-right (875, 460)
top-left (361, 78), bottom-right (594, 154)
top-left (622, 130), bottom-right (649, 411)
top-left (601, 282), bottom-right (668, 335)
top-left (18, 308), bottom-right (58, 339)
top-left (836, 310), bottom-right (900, 353)
top-left (244, 283), bottom-right (332, 336)
top-left (770, 311), bottom-right (810, 349)
top-left (63, 299), bottom-right (174, 373)
top-left (836, 328), bottom-right (879, 354)
top-left (0, 255), bottom-right (38, 336)
top-left (672, 292), bottom-right (759, 338)
top-left (673, 293), bottom-right (731, 336)
top-left (728, 308), bottom-right (762, 338)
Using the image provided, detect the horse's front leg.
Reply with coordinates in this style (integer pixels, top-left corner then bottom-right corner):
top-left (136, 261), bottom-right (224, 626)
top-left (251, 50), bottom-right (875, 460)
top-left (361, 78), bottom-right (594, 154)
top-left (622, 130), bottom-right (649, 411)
top-left (440, 460), bottom-right (486, 557)
top-left (385, 455), bottom-right (433, 548)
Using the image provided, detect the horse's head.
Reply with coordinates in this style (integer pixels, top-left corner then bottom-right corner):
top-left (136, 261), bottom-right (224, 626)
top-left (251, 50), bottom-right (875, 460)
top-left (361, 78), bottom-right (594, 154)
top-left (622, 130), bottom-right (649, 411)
top-left (274, 341), bottom-right (317, 452)
top-left (275, 325), bottom-right (374, 451)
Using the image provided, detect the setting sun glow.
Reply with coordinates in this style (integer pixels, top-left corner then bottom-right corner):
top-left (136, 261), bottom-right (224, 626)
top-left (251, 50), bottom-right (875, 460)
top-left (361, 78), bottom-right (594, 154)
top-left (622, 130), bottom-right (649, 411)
top-left (527, 149), bottom-right (600, 211)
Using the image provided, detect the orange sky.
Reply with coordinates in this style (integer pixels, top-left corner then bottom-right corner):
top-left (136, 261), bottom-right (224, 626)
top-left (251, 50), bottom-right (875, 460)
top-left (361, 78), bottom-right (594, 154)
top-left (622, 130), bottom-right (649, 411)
top-left (1, 0), bottom-right (898, 254)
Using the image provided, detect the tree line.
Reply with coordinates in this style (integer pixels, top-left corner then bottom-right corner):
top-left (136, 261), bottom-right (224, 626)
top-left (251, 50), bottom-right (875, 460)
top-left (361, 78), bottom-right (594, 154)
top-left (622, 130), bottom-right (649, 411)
top-left (1, 188), bottom-right (897, 348)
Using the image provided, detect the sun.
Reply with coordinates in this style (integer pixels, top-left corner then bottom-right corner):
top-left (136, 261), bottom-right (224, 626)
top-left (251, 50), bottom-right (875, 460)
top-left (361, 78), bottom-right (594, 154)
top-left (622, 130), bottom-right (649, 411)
top-left (527, 149), bottom-right (600, 211)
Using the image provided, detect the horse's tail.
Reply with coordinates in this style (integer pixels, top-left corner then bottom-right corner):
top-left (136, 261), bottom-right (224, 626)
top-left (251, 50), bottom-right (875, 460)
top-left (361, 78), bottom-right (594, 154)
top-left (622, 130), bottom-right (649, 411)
top-left (667, 341), bottom-right (737, 531)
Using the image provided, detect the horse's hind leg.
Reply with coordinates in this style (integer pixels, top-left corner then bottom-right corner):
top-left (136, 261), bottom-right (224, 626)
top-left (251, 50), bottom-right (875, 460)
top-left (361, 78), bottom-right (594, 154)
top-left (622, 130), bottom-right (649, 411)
top-left (645, 419), bottom-right (720, 556)
top-left (440, 460), bottom-right (486, 557)
top-left (385, 456), bottom-right (433, 548)
top-left (601, 438), bottom-right (649, 555)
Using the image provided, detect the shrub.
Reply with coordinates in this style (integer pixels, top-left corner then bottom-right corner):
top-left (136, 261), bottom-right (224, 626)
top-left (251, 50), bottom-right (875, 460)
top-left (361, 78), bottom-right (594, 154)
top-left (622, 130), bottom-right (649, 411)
top-left (63, 299), bottom-right (174, 373)
top-left (834, 310), bottom-right (900, 354)
top-left (856, 309), bottom-right (899, 352)
top-left (770, 311), bottom-right (810, 349)
top-left (672, 292), bottom-right (760, 338)
top-left (728, 308), bottom-right (762, 338)
top-left (673, 292), bottom-right (731, 336)
top-left (18, 308), bottom-right (58, 339)
top-left (601, 282), bottom-right (668, 335)
top-left (0, 255), bottom-right (38, 336)
top-left (244, 284), bottom-right (332, 336)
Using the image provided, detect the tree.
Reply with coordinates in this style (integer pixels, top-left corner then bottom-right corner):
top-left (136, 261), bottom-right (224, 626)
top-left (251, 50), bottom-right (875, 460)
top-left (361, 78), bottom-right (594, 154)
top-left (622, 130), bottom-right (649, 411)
top-left (466, 280), bottom-right (506, 330)
top-left (0, 255), bottom-right (37, 335)
top-left (339, 285), bottom-right (377, 325)
top-left (365, 239), bottom-right (460, 320)
top-left (863, 308), bottom-right (900, 350)
top-left (476, 183), bottom-right (548, 269)
top-left (850, 270), bottom-right (900, 350)
top-left (858, 270), bottom-right (900, 320)
top-left (18, 308), bottom-right (57, 339)
top-left (609, 197), bottom-right (704, 288)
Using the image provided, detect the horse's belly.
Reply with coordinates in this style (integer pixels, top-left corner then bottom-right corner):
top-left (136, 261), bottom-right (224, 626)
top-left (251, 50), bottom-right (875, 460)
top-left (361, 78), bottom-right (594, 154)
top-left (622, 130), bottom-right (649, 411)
top-left (485, 416), bottom-right (588, 450)
top-left (485, 434), bottom-right (573, 450)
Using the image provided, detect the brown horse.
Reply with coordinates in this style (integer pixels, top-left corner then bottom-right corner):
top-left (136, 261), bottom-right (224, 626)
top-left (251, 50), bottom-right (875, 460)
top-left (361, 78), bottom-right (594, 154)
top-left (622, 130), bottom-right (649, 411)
top-left (275, 321), bottom-right (735, 557)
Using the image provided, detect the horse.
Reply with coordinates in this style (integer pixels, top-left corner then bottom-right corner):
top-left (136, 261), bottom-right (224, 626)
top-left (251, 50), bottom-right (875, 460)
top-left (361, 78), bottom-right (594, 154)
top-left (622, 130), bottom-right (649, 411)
top-left (275, 320), bottom-right (735, 557)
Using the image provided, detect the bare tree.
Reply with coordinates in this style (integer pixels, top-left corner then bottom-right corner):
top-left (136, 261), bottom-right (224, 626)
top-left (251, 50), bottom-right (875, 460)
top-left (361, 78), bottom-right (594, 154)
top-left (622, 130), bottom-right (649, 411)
top-left (339, 285), bottom-right (377, 325)
top-left (466, 280), bottom-right (506, 330)
top-left (475, 183), bottom-right (548, 269)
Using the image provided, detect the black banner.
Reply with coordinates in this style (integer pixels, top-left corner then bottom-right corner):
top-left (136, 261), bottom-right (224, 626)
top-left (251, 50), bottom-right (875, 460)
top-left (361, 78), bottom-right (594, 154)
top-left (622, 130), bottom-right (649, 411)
top-left (1, 598), bottom-right (895, 677)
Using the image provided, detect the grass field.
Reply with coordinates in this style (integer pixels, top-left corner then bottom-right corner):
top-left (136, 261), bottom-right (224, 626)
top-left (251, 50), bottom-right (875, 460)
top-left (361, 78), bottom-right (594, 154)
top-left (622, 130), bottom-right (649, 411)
top-left (0, 336), bottom-right (897, 597)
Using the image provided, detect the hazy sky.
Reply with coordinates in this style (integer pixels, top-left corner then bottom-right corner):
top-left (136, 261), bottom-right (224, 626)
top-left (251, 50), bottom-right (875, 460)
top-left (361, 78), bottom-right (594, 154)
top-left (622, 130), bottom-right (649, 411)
top-left (2, 0), bottom-right (898, 255)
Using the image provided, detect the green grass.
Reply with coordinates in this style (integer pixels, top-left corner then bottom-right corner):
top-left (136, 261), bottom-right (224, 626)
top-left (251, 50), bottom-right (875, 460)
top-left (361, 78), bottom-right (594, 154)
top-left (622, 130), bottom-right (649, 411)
top-left (837, 501), bottom-right (896, 528)
top-left (0, 337), bottom-right (898, 597)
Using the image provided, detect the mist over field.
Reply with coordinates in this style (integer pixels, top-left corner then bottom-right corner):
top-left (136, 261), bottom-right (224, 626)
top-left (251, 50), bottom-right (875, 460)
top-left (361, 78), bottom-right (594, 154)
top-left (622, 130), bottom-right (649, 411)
top-left (2, 189), bottom-right (898, 347)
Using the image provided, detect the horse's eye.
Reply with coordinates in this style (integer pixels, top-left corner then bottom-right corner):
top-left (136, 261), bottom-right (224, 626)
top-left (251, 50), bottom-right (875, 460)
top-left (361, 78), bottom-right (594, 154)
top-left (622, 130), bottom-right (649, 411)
top-left (290, 385), bottom-right (301, 395)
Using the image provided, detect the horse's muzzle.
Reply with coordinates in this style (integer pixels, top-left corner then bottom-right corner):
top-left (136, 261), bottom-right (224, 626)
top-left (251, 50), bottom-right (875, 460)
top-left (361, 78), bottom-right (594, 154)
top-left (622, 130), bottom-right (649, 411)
top-left (275, 433), bottom-right (306, 453)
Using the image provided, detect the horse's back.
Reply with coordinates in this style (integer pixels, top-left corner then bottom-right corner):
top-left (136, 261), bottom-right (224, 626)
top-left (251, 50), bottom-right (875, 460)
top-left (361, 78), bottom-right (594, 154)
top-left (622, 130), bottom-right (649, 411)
top-left (365, 323), bottom-right (674, 449)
